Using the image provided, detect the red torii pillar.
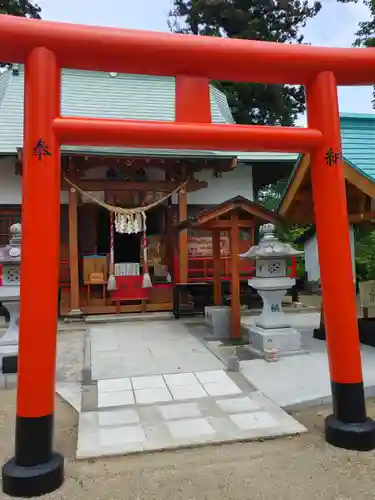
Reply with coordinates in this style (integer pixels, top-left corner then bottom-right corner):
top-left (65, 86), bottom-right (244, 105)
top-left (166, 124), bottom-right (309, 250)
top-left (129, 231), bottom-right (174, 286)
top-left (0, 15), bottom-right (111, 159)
top-left (307, 72), bottom-right (374, 449)
top-left (1, 48), bottom-right (64, 497)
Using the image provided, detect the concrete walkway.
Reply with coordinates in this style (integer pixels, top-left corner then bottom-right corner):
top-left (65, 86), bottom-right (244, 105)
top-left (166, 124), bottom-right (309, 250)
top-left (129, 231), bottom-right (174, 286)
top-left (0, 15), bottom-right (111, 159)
top-left (240, 312), bottom-right (375, 409)
top-left (73, 319), bottom-right (307, 459)
top-left (90, 320), bottom-right (225, 380)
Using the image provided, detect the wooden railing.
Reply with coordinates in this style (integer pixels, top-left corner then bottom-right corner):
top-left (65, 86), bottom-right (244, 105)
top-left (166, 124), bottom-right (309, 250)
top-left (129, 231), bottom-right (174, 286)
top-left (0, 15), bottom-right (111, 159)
top-left (173, 252), bottom-right (297, 283)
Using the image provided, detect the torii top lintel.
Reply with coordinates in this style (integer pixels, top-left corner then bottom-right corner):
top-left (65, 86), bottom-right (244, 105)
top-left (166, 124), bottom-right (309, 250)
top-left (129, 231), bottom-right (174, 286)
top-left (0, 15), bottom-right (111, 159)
top-left (0, 14), bottom-right (374, 86)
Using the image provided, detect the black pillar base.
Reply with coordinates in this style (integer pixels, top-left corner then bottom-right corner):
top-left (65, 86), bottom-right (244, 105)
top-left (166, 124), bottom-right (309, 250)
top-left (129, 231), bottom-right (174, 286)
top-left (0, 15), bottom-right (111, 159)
top-left (2, 355), bottom-right (18, 374)
top-left (325, 415), bottom-right (375, 451)
top-left (2, 452), bottom-right (64, 498)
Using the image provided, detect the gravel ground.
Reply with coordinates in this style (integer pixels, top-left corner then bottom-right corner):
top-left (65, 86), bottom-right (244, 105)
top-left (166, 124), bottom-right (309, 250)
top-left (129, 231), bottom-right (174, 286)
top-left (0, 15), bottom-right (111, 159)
top-left (0, 391), bottom-right (375, 499)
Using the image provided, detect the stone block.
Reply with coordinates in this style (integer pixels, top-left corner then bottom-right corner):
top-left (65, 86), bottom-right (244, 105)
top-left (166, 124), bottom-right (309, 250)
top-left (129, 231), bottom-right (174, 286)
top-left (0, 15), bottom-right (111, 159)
top-left (227, 356), bottom-right (240, 372)
top-left (81, 368), bottom-right (91, 385)
top-left (81, 383), bottom-right (98, 412)
top-left (81, 331), bottom-right (91, 382)
top-left (246, 325), bottom-right (306, 358)
top-left (204, 306), bottom-right (231, 340)
top-left (5, 374), bottom-right (17, 389)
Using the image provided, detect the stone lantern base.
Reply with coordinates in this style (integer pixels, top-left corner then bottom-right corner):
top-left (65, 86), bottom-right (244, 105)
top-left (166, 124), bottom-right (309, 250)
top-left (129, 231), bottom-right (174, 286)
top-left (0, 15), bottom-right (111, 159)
top-left (240, 223), bottom-right (306, 359)
top-left (244, 277), bottom-right (307, 359)
top-left (0, 287), bottom-right (20, 375)
top-left (245, 324), bottom-right (307, 359)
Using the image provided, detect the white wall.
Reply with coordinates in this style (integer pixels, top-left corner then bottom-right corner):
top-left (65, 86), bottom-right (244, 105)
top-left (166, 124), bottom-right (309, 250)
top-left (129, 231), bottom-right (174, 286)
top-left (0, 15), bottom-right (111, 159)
top-left (173, 162), bottom-right (253, 205)
top-left (304, 226), bottom-right (356, 283)
top-left (0, 156), bottom-right (22, 204)
top-left (0, 157), bottom-right (253, 207)
top-left (0, 156), bottom-right (69, 204)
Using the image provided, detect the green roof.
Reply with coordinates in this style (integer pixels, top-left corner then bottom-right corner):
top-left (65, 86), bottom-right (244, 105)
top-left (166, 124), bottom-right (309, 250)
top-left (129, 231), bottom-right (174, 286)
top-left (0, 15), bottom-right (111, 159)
top-left (0, 66), bottom-right (297, 163)
top-left (277, 113), bottom-right (375, 211)
top-left (340, 113), bottom-right (375, 180)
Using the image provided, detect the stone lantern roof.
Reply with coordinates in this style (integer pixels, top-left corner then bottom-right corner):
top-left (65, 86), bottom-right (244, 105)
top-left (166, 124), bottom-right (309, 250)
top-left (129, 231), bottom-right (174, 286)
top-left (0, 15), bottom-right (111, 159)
top-left (240, 223), bottom-right (303, 260)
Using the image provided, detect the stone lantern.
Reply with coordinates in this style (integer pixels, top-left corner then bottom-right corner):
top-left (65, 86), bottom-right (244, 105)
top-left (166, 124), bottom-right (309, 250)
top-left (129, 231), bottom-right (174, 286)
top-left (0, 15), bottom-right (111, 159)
top-left (240, 223), bottom-right (305, 358)
top-left (0, 223), bottom-right (22, 372)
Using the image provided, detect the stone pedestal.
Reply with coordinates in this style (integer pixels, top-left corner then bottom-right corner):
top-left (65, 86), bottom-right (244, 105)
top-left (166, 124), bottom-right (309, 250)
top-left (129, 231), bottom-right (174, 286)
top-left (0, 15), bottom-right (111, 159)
top-left (0, 223), bottom-right (22, 375)
top-left (253, 278), bottom-right (290, 329)
top-left (205, 305), bottom-right (231, 340)
top-left (240, 223), bottom-right (305, 359)
top-left (0, 287), bottom-right (20, 345)
top-left (246, 278), bottom-right (305, 358)
top-left (0, 299), bottom-right (20, 346)
top-left (246, 325), bottom-right (305, 358)
top-left (0, 287), bottom-right (20, 376)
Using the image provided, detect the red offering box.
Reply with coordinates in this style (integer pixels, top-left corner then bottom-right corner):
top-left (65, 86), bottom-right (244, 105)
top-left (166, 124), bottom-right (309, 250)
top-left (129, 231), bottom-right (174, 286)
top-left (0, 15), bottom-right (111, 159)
top-left (111, 276), bottom-right (149, 300)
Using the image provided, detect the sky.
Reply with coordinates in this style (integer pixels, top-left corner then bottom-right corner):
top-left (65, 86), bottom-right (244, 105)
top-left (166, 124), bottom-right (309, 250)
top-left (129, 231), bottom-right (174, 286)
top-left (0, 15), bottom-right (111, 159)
top-left (36, 0), bottom-right (375, 122)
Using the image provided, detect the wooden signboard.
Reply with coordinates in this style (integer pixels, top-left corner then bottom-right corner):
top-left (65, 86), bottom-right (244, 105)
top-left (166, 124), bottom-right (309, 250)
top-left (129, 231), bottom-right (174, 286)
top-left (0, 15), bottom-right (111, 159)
top-left (188, 235), bottom-right (230, 257)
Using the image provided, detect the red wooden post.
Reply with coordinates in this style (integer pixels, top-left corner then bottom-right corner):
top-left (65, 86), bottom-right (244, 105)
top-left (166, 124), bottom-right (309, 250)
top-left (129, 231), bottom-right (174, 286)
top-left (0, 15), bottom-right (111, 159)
top-left (307, 71), bottom-right (375, 450)
top-left (212, 231), bottom-right (222, 305)
top-left (230, 215), bottom-right (241, 340)
top-left (2, 47), bottom-right (64, 497)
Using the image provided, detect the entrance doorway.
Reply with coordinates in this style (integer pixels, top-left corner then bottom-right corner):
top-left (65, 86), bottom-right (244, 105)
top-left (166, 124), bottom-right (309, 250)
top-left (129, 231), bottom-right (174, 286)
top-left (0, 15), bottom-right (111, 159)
top-left (95, 206), bottom-right (164, 264)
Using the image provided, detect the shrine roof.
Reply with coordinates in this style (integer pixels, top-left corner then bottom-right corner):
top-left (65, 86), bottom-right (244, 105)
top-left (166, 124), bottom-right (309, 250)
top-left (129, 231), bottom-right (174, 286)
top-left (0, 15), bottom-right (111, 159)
top-left (174, 196), bottom-right (280, 230)
top-left (277, 113), bottom-right (375, 223)
top-left (0, 65), bottom-right (297, 164)
top-left (340, 113), bottom-right (375, 181)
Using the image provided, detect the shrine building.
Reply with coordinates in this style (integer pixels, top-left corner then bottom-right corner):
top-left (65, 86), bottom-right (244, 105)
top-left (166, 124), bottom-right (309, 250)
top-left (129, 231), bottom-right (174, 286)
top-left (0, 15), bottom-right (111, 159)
top-left (0, 65), bottom-right (295, 316)
top-left (1, 65), bottom-right (374, 317)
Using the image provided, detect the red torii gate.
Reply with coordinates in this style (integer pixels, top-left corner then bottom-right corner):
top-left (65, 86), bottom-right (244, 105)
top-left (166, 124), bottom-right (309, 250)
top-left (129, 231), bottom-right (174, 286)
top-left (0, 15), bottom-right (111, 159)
top-left (0, 14), bottom-right (374, 497)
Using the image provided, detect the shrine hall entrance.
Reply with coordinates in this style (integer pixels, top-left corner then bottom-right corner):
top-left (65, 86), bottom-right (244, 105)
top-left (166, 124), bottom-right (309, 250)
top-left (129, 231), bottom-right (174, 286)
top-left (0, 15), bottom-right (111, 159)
top-left (95, 205), bottom-right (165, 266)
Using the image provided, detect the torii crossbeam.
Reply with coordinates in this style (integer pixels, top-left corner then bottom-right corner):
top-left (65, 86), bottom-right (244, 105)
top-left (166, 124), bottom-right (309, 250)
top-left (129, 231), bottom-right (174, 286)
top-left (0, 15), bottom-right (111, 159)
top-left (0, 14), bottom-right (374, 498)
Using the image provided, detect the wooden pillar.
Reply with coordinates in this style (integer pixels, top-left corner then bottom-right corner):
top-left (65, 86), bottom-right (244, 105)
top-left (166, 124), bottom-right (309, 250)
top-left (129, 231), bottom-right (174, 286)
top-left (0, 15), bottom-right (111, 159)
top-left (212, 231), bottom-right (222, 305)
top-left (178, 187), bottom-right (188, 283)
top-left (175, 75), bottom-right (211, 284)
top-left (68, 187), bottom-right (81, 316)
top-left (230, 214), bottom-right (241, 339)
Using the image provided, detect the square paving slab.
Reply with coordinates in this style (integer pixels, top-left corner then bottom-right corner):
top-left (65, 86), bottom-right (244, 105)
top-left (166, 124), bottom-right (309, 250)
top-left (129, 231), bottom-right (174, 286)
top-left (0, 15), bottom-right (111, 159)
top-left (95, 370), bottom-right (247, 409)
top-left (77, 373), bottom-right (306, 459)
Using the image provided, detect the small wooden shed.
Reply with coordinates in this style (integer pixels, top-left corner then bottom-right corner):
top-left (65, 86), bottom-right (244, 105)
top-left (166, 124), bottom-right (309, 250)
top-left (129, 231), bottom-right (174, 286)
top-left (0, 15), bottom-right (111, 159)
top-left (174, 196), bottom-right (281, 339)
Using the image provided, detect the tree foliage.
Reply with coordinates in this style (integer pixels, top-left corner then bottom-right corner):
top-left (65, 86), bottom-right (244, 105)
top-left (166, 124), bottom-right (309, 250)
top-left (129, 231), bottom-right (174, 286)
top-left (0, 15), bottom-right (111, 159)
top-left (0, 0), bottom-right (41, 19)
top-left (353, 225), bottom-right (375, 281)
top-left (0, 1), bottom-right (41, 67)
top-left (168, 0), bottom-right (322, 125)
top-left (256, 178), bottom-right (287, 211)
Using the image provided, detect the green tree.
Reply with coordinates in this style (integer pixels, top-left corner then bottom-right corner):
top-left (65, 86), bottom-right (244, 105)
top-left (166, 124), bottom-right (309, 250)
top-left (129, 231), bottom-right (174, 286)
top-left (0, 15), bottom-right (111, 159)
top-left (0, 0), bottom-right (41, 19)
top-left (256, 178), bottom-right (287, 211)
top-left (168, 0), bottom-right (322, 125)
top-left (1, 0), bottom-right (42, 67)
top-left (353, 225), bottom-right (375, 281)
